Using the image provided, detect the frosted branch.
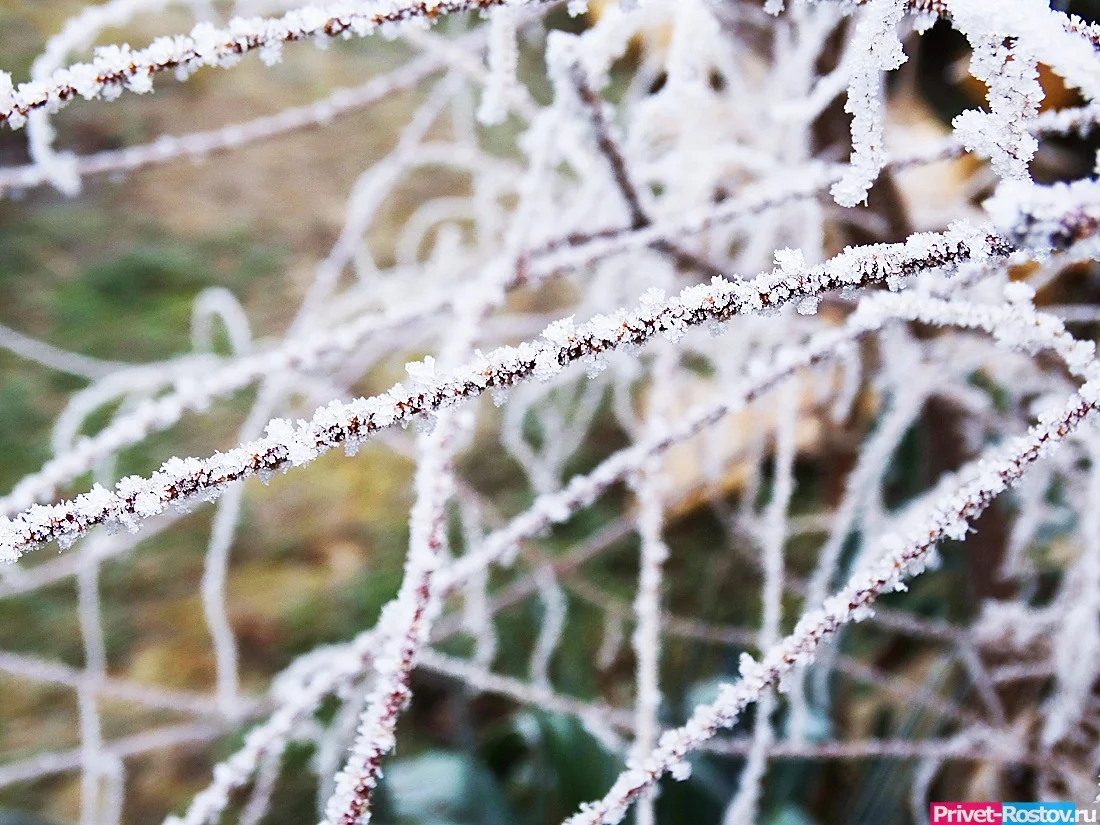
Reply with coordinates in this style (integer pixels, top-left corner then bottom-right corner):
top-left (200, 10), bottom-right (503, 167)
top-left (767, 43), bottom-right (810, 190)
top-left (0, 0), bottom-right (553, 130)
top-left (0, 221), bottom-right (1019, 562)
top-left (561, 384), bottom-right (1100, 825)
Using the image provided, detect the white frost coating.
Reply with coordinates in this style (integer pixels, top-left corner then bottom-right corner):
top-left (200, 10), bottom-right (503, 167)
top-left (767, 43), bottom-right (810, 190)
top-left (629, 346), bottom-right (675, 825)
top-left (942, 0), bottom-right (1100, 182)
top-left (561, 383), bottom-right (1100, 825)
top-left (191, 287), bottom-right (253, 356)
top-left (947, 0), bottom-right (1100, 103)
top-left (529, 563), bottom-right (567, 688)
top-left (166, 630), bottom-right (378, 825)
top-left (322, 140), bottom-right (537, 823)
top-left (0, 0), bottom-right (553, 130)
top-left (0, 221), bottom-right (1012, 561)
top-left (986, 178), bottom-right (1100, 257)
top-left (951, 38), bottom-right (1042, 180)
top-left (527, 287), bottom-right (1100, 824)
top-left (321, 411), bottom-right (463, 825)
top-left (458, 497), bottom-right (498, 667)
top-left (26, 0), bottom-right (174, 194)
top-left (477, 5), bottom-right (519, 125)
top-left (0, 49), bottom-right (450, 199)
top-left (75, 540), bottom-right (108, 825)
top-left (1041, 438), bottom-right (1100, 747)
top-left (831, 0), bottom-right (907, 207)
top-left (0, 324), bottom-right (131, 380)
top-left (0, 285), bottom-right (450, 517)
top-left (720, 381), bottom-right (797, 825)
top-left (442, 284), bottom-right (1096, 601)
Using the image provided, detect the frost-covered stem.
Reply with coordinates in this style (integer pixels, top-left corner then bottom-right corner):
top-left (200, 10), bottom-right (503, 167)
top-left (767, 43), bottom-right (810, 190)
top-left (76, 546), bottom-right (108, 825)
top-left (7, 118), bottom-right (1098, 520)
top-left (789, 337), bottom-right (928, 738)
top-left (165, 631), bottom-right (376, 825)
top-left (775, 22), bottom-right (860, 125)
top-left (0, 0), bottom-right (554, 130)
top-left (0, 501), bottom-right (184, 605)
top-left (322, 238), bottom-right (499, 824)
top-left (446, 266), bottom-right (1100, 604)
top-left (809, 349), bottom-right (927, 606)
top-left (0, 107), bottom-right (511, 514)
top-left (201, 482), bottom-right (245, 717)
top-left (852, 288), bottom-right (1100, 384)
top-left (0, 45), bottom-right (450, 198)
top-left (26, 0), bottom-right (173, 194)
top-left (0, 289), bottom-right (451, 516)
top-left (0, 324), bottom-right (132, 379)
top-left (0, 649), bottom-right (256, 717)
top-left (75, 546), bottom-right (107, 683)
top-left (239, 751), bottom-right (281, 825)
top-left (458, 496), bottom-right (498, 666)
top-left (630, 346), bottom-right (676, 825)
top-left (322, 409), bottom-right (463, 825)
top-left (529, 103), bottom-right (1100, 281)
top-left (830, 0), bottom-right (907, 207)
top-left (721, 381), bottom-right (797, 825)
top-left (179, 89), bottom-right (553, 825)
top-left (168, 228), bottom-right (454, 825)
top-left (951, 36), bottom-right (1042, 181)
top-left (568, 62), bottom-right (648, 230)
top-left (477, 5), bottom-right (519, 125)
top-left (943, 0), bottom-right (1100, 101)
top-left (0, 723), bottom-right (225, 789)
top-left (453, 262), bottom-right (1100, 595)
top-left (320, 86), bottom-right (559, 811)
top-left (1042, 437), bottom-right (1100, 746)
top-left (597, 613), bottom-right (625, 672)
top-left (440, 322), bottom-right (870, 590)
top-left (0, 222), bottom-right (1015, 561)
top-left (566, 59), bottom-right (724, 277)
top-left (529, 562), bottom-right (567, 688)
top-left (175, 523), bottom-right (623, 825)
top-left (419, 649), bottom-right (630, 749)
top-left (100, 758), bottom-right (125, 825)
top-left (852, 0), bottom-right (1100, 55)
top-left (561, 385), bottom-right (1100, 825)
top-left (701, 734), bottom-right (1039, 763)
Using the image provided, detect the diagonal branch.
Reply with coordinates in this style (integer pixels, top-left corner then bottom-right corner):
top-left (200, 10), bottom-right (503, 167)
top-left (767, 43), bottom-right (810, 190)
top-left (0, 222), bottom-right (1013, 561)
top-left (0, 0), bottom-right (556, 130)
top-left (560, 382), bottom-right (1100, 825)
top-left (567, 61), bottom-right (726, 278)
